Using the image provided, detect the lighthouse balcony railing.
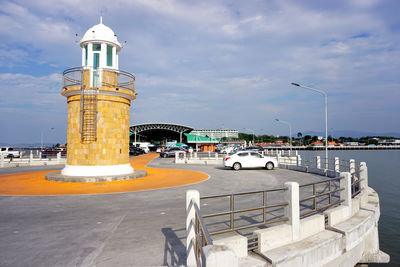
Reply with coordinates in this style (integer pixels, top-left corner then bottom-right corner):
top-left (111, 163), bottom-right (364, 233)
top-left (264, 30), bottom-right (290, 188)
top-left (62, 67), bottom-right (135, 92)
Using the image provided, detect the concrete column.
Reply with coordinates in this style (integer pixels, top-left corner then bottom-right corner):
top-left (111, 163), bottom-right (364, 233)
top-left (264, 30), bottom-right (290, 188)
top-left (29, 151), bottom-right (33, 166)
top-left (100, 43), bottom-right (107, 67)
top-left (284, 182), bottom-right (300, 241)
top-left (316, 156), bottom-right (321, 169)
top-left (334, 157), bottom-right (340, 172)
top-left (0, 154), bottom-right (4, 168)
top-left (112, 46), bottom-right (117, 68)
top-left (186, 190), bottom-right (200, 267)
top-left (296, 155), bottom-right (302, 166)
top-left (340, 172), bottom-right (352, 211)
top-left (359, 162), bottom-right (368, 190)
top-left (350, 159), bottom-right (356, 174)
top-left (81, 47), bottom-right (85, 66)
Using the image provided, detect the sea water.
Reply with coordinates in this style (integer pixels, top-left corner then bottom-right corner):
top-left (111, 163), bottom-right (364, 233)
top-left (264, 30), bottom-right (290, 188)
top-left (298, 150), bottom-right (400, 265)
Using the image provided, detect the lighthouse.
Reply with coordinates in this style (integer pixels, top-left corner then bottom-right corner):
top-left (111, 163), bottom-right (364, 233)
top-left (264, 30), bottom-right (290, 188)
top-left (49, 18), bottom-right (141, 182)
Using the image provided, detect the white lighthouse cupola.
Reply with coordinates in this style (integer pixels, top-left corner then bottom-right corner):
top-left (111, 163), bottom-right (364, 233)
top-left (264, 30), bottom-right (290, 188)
top-left (80, 17), bottom-right (121, 86)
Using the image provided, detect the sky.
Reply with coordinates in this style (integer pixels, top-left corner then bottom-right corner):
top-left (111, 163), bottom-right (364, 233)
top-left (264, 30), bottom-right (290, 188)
top-left (1, 0), bottom-right (400, 144)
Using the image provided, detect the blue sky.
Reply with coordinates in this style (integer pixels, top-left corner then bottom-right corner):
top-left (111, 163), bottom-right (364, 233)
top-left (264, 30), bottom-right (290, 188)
top-left (1, 0), bottom-right (400, 144)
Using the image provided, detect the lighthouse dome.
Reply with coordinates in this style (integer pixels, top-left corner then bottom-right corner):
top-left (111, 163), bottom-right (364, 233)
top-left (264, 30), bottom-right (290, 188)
top-left (80, 21), bottom-right (121, 51)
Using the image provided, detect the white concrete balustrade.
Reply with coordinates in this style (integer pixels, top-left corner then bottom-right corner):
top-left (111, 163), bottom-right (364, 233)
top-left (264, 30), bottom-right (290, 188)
top-left (186, 156), bottom-right (389, 266)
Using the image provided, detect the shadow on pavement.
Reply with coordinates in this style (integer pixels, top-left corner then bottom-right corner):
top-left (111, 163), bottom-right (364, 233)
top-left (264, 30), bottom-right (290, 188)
top-left (162, 227), bottom-right (186, 266)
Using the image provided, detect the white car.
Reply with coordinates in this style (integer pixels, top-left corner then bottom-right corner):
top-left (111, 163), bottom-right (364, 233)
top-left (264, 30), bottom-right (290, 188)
top-left (223, 151), bottom-right (277, 171)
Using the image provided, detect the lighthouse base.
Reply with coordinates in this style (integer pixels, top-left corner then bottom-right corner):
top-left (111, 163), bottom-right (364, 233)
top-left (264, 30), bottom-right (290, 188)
top-left (61, 164), bottom-right (134, 177)
top-left (45, 164), bottom-right (147, 183)
top-left (45, 169), bottom-right (147, 183)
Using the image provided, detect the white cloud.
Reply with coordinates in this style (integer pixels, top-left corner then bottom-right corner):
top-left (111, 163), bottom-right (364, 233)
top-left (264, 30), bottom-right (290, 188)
top-left (1, 0), bottom-right (400, 143)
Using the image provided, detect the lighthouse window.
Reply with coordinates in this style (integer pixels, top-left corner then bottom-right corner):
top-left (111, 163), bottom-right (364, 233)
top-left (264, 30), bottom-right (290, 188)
top-left (93, 53), bottom-right (100, 69)
top-left (93, 43), bottom-right (101, 51)
top-left (107, 45), bottom-right (113, 67)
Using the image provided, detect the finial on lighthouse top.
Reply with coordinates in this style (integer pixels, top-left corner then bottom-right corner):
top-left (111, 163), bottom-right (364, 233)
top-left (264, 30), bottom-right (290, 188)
top-left (80, 18), bottom-right (121, 51)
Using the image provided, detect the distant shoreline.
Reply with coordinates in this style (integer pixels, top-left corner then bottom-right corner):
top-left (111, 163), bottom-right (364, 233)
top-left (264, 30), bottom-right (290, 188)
top-left (264, 145), bottom-right (400, 151)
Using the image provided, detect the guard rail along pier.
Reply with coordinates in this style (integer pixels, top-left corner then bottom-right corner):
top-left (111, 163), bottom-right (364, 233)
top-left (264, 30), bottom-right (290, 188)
top-left (186, 155), bottom-right (389, 266)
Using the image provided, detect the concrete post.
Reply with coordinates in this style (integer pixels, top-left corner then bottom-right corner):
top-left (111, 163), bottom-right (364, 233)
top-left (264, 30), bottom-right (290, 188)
top-left (0, 154), bottom-right (4, 168)
top-left (208, 151), bottom-right (211, 158)
top-left (202, 245), bottom-right (238, 267)
top-left (57, 152), bottom-right (61, 164)
top-left (334, 157), bottom-right (340, 172)
top-left (186, 190), bottom-right (200, 267)
top-left (194, 152), bottom-right (197, 159)
top-left (316, 156), bottom-right (321, 169)
top-left (284, 182), bottom-right (300, 241)
top-left (340, 172), bottom-right (352, 212)
top-left (359, 162), bottom-right (368, 190)
top-left (215, 152), bottom-right (218, 159)
top-left (350, 159), bottom-right (355, 174)
top-left (29, 151), bottom-right (33, 166)
top-left (296, 155), bottom-right (302, 166)
top-left (39, 152), bottom-right (42, 160)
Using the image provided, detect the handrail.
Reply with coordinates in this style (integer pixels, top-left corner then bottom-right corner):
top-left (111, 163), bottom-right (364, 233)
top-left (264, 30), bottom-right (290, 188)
top-left (62, 67), bottom-right (136, 93)
top-left (200, 187), bottom-right (289, 240)
top-left (193, 201), bottom-right (212, 267)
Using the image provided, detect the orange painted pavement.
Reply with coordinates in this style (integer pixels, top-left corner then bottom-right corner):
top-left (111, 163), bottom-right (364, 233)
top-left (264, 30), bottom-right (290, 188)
top-left (0, 153), bottom-right (209, 195)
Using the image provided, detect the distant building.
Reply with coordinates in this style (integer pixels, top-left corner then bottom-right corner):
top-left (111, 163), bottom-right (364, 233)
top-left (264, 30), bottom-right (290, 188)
top-left (378, 139), bottom-right (400, 145)
top-left (311, 141), bottom-right (324, 147)
top-left (190, 129), bottom-right (238, 139)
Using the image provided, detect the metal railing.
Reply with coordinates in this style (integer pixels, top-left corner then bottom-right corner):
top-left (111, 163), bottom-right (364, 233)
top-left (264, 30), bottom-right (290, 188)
top-left (193, 202), bottom-right (213, 267)
top-left (62, 67), bottom-right (135, 92)
top-left (200, 187), bottom-right (289, 237)
top-left (299, 177), bottom-right (344, 218)
top-left (351, 170), bottom-right (362, 197)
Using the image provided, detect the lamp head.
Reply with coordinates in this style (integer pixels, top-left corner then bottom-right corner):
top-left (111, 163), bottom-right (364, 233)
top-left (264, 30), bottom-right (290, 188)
top-left (275, 119), bottom-right (279, 122)
top-left (291, 82), bottom-right (300, 87)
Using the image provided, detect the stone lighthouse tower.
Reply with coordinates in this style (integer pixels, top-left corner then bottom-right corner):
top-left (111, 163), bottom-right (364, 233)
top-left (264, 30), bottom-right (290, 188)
top-left (52, 18), bottom-right (139, 182)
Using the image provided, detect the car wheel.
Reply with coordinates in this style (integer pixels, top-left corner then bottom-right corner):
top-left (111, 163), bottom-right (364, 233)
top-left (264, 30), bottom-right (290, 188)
top-left (162, 153), bottom-right (168, 158)
top-left (266, 162), bottom-right (274, 170)
top-left (232, 162), bottom-right (241, 171)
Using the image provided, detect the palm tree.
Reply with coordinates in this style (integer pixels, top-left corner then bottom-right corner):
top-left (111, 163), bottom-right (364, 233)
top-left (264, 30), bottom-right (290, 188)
top-left (297, 132), bottom-right (303, 145)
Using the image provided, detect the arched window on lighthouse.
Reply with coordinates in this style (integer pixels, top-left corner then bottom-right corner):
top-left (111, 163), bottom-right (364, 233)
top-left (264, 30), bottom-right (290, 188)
top-left (107, 45), bottom-right (113, 67)
top-left (93, 43), bottom-right (101, 87)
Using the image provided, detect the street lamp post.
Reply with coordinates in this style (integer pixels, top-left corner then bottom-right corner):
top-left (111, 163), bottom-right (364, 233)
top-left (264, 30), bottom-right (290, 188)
top-left (291, 82), bottom-right (328, 160)
top-left (41, 127), bottom-right (55, 150)
top-left (275, 119), bottom-right (292, 153)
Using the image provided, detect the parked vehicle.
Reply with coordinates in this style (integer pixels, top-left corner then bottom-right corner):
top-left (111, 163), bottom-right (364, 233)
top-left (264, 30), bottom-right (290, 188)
top-left (129, 146), bottom-right (145, 156)
top-left (245, 146), bottom-right (265, 152)
top-left (220, 146), bottom-right (236, 154)
top-left (0, 147), bottom-right (22, 158)
top-left (160, 147), bottom-right (186, 158)
top-left (223, 151), bottom-right (277, 171)
top-left (41, 148), bottom-right (67, 158)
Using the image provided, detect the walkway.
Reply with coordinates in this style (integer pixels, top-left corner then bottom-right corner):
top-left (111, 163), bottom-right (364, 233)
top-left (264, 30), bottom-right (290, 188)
top-left (0, 155), bottom-right (327, 266)
top-left (0, 153), bottom-right (208, 195)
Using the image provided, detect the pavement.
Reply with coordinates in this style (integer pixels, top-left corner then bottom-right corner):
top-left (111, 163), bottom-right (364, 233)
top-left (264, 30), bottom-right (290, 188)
top-left (0, 153), bottom-right (328, 266)
top-left (0, 153), bottom-right (208, 195)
